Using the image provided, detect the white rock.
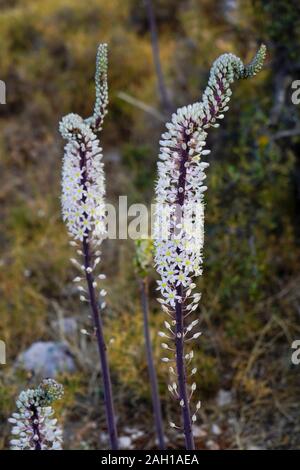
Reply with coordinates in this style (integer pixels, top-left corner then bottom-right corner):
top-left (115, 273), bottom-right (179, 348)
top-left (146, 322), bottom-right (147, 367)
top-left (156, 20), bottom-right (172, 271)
top-left (216, 389), bottom-right (232, 407)
top-left (16, 341), bottom-right (75, 377)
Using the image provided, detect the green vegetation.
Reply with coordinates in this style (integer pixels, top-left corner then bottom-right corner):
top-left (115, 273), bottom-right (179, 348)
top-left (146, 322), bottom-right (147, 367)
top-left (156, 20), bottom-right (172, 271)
top-left (0, 0), bottom-right (299, 449)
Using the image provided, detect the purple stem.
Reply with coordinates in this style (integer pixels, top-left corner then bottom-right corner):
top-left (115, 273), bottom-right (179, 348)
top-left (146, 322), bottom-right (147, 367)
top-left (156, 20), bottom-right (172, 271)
top-left (175, 287), bottom-right (195, 450)
top-left (30, 405), bottom-right (41, 450)
top-left (173, 129), bottom-right (195, 449)
top-left (83, 237), bottom-right (119, 450)
top-left (79, 144), bottom-right (118, 450)
top-left (144, 0), bottom-right (172, 113)
top-left (140, 278), bottom-right (165, 450)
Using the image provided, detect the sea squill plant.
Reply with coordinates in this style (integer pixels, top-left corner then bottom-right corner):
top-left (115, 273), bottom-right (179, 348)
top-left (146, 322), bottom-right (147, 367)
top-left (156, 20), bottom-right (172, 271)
top-left (9, 379), bottom-right (63, 450)
top-left (59, 44), bottom-right (118, 450)
top-left (153, 45), bottom-right (266, 449)
top-left (134, 239), bottom-right (165, 449)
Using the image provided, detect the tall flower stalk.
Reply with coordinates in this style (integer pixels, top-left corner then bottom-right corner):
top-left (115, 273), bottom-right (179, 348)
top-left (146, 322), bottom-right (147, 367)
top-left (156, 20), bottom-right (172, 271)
top-left (59, 44), bottom-right (118, 450)
top-left (154, 45), bottom-right (266, 449)
top-left (134, 239), bottom-right (165, 449)
top-left (144, 0), bottom-right (172, 113)
top-left (9, 379), bottom-right (63, 450)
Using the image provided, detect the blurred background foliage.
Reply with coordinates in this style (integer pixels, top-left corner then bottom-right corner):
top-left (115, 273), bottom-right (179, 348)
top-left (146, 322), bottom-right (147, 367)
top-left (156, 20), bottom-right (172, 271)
top-left (0, 0), bottom-right (300, 449)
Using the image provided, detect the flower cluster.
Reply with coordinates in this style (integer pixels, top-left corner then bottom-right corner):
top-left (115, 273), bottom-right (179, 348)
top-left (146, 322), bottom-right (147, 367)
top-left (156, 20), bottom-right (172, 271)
top-left (9, 379), bottom-right (64, 450)
top-left (59, 45), bottom-right (118, 450)
top-left (154, 45), bottom-right (266, 310)
top-left (60, 44), bottom-right (109, 243)
top-left (153, 46), bottom-right (266, 425)
top-left (60, 114), bottom-right (106, 241)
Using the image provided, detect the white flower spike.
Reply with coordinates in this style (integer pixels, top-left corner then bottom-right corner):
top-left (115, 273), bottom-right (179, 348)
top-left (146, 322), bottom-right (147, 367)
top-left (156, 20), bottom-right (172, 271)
top-left (9, 379), bottom-right (63, 450)
top-left (154, 45), bottom-right (266, 450)
top-left (59, 44), bottom-right (118, 450)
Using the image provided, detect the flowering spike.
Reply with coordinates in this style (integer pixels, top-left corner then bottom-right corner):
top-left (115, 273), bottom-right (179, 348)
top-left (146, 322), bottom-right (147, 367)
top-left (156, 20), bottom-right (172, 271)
top-left (85, 43), bottom-right (109, 131)
top-left (9, 379), bottom-right (63, 450)
top-left (154, 45), bottom-right (266, 450)
top-left (241, 44), bottom-right (267, 78)
top-left (59, 44), bottom-right (118, 450)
